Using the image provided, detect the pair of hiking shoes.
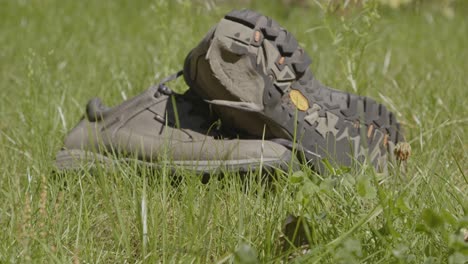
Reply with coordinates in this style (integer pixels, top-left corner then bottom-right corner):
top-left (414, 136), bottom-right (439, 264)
top-left (55, 9), bottom-right (410, 174)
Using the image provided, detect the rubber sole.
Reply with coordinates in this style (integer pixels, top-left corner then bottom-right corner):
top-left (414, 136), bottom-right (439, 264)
top-left (55, 149), bottom-right (293, 174)
top-left (186, 9), bottom-right (410, 171)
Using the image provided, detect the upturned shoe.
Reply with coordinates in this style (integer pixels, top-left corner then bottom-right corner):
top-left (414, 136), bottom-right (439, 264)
top-left (183, 9), bottom-right (410, 171)
top-left (55, 74), bottom-right (294, 173)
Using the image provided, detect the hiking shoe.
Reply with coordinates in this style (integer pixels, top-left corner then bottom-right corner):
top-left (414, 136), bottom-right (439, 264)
top-left (183, 9), bottom-right (410, 171)
top-left (55, 74), bottom-right (294, 173)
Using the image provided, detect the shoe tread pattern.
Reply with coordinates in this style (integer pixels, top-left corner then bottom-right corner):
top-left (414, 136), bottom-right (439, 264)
top-left (224, 9), bottom-right (405, 168)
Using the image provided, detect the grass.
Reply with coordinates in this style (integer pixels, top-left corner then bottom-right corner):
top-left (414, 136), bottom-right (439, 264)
top-left (1, 0), bottom-right (467, 263)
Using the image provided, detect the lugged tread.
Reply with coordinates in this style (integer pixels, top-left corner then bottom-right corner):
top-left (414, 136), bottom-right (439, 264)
top-left (277, 32), bottom-right (298, 56)
top-left (292, 56), bottom-right (311, 75)
top-left (185, 9), bottom-right (407, 171)
top-left (225, 10), bottom-right (261, 28)
top-left (261, 27), bottom-right (280, 39)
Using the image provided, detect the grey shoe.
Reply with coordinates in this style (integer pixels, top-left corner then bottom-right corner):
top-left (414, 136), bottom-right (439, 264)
top-left (183, 9), bottom-right (410, 171)
top-left (55, 75), bottom-right (294, 173)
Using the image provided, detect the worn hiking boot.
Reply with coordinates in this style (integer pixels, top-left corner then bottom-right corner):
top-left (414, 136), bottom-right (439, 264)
top-left (183, 9), bottom-right (410, 171)
top-left (55, 75), bottom-right (293, 173)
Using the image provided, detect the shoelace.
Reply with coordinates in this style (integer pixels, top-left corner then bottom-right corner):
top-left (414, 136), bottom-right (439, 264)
top-left (153, 70), bottom-right (183, 98)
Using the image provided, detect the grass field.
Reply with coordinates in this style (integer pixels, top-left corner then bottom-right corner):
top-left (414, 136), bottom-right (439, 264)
top-left (1, 0), bottom-right (467, 263)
